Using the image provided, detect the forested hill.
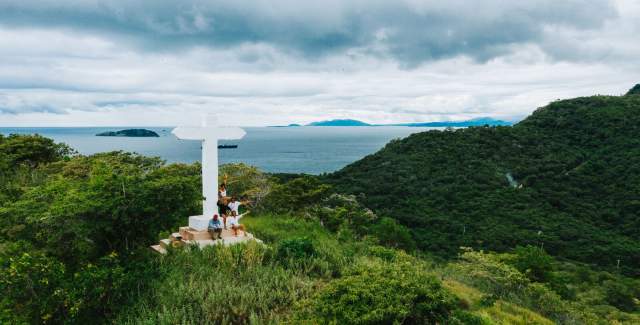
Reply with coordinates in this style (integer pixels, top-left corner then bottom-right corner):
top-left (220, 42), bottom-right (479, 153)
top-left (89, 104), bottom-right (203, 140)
top-left (328, 86), bottom-right (640, 275)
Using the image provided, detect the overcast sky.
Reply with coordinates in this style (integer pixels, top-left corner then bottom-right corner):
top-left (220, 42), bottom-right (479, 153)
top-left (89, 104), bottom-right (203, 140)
top-left (0, 0), bottom-right (638, 126)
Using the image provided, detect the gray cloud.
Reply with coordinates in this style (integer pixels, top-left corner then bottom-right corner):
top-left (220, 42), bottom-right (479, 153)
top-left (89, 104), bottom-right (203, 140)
top-left (0, 0), bottom-right (638, 126)
top-left (0, 0), bottom-right (618, 66)
top-left (0, 93), bottom-right (66, 114)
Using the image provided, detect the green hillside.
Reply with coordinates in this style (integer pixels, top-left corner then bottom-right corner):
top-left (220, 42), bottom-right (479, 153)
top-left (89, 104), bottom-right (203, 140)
top-left (1, 131), bottom-right (639, 323)
top-left (328, 88), bottom-right (640, 275)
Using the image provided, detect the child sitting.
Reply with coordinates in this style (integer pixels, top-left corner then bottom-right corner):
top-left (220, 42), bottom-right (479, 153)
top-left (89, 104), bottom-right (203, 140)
top-left (227, 211), bottom-right (247, 237)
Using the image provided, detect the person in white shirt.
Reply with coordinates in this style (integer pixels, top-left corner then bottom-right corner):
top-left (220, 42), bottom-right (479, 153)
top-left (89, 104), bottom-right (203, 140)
top-left (227, 210), bottom-right (247, 237)
top-left (219, 180), bottom-right (228, 199)
top-left (227, 196), bottom-right (242, 215)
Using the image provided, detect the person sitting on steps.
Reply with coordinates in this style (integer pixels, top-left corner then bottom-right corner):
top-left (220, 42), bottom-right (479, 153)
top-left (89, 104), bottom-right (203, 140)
top-left (208, 214), bottom-right (223, 240)
top-left (227, 210), bottom-right (247, 237)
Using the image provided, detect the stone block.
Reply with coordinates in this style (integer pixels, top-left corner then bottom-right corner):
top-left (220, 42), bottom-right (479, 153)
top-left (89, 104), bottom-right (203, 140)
top-left (159, 238), bottom-right (172, 249)
top-left (188, 215), bottom-right (210, 231)
top-left (150, 244), bottom-right (167, 254)
top-left (170, 232), bottom-right (183, 241)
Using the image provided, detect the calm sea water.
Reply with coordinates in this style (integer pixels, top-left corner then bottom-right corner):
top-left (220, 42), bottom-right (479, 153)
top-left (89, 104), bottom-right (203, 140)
top-left (0, 126), bottom-right (438, 174)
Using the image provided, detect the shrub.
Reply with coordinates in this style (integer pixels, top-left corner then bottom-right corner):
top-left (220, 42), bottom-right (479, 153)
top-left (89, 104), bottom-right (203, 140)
top-left (260, 176), bottom-right (331, 213)
top-left (603, 279), bottom-right (640, 312)
top-left (276, 237), bottom-right (316, 260)
top-left (367, 245), bottom-right (399, 262)
top-left (306, 194), bottom-right (379, 239)
top-left (370, 217), bottom-right (416, 251)
top-left (509, 245), bottom-right (554, 283)
top-left (452, 249), bottom-right (529, 298)
top-left (0, 251), bottom-right (69, 324)
top-left (302, 260), bottom-right (462, 324)
top-left (479, 294), bottom-right (498, 307)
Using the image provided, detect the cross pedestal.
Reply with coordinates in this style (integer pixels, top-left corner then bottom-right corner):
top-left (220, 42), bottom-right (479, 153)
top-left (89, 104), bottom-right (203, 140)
top-left (172, 115), bottom-right (246, 230)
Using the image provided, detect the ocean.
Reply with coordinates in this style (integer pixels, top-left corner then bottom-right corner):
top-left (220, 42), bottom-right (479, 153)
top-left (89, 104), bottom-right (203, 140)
top-left (0, 126), bottom-right (438, 174)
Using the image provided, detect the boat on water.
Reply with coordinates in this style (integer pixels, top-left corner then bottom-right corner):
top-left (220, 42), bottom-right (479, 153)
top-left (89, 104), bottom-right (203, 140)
top-left (218, 144), bottom-right (238, 149)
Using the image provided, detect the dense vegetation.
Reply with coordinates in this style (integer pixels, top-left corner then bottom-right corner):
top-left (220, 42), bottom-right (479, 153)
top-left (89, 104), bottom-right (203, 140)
top-left (0, 134), bottom-right (202, 323)
top-left (328, 88), bottom-right (640, 276)
top-left (1, 87), bottom-right (639, 324)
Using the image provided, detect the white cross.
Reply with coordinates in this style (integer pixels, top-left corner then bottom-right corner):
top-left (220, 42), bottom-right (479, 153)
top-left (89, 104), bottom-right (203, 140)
top-left (172, 115), bottom-right (246, 230)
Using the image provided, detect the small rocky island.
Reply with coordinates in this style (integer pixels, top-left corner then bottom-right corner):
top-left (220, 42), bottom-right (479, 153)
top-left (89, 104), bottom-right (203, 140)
top-left (96, 129), bottom-right (159, 137)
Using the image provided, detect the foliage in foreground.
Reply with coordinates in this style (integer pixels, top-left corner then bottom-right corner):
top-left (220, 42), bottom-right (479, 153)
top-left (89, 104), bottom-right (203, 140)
top-left (299, 257), bottom-right (475, 324)
top-left (118, 241), bottom-right (311, 324)
top-left (118, 215), bottom-right (481, 324)
top-left (0, 136), bottom-right (201, 323)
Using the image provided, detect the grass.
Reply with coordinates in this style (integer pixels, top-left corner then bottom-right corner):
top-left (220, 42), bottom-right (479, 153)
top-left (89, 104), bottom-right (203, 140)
top-left (117, 214), bottom-right (577, 324)
top-left (118, 215), bottom-right (350, 324)
top-left (443, 280), bottom-right (554, 325)
top-left (118, 242), bottom-right (315, 324)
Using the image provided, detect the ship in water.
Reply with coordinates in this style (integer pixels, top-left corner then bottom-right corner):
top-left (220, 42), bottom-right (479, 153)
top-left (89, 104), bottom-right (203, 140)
top-left (218, 144), bottom-right (238, 149)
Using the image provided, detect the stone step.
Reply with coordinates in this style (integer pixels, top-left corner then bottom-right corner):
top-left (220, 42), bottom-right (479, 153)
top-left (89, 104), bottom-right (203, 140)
top-left (179, 226), bottom-right (191, 238)
top-left (170, 232), bottom-right (183, 241)
top-left (221, 229), bottom-right (254, 238)
top-left (183, 235), bottom-right (261, 249)
top-left (184, 239), bottom-right (224, 249)
top-left (159, 238), bottom-right (172, 249)
top-left (182, 228), bottom-right (212, 241)
top-left (150, 244), bottom-right (167, 254)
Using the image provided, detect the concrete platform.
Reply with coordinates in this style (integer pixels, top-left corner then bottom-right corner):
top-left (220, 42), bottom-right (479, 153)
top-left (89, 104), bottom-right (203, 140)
top-left (152, 227), bottom-right (262, 254)
top-left (188, 215), bottom-right (210, 231)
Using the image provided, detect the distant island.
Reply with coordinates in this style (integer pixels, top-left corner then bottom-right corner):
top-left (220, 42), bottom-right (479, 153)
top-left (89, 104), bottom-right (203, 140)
top-left (307, 119), bottom-right (371, 126)
top-left (273, 117), bottom-right (513, 127)
top-left (96, 129), bottom-right (159, 137)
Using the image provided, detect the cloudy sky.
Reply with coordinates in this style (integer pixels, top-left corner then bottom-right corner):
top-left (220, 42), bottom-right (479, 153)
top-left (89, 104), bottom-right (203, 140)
top-left (0, 0), bottom-right (638, 126)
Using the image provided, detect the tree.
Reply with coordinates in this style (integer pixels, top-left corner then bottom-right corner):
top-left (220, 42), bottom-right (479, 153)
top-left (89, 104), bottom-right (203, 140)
top-left (509, 245), bottom-right (554, 283)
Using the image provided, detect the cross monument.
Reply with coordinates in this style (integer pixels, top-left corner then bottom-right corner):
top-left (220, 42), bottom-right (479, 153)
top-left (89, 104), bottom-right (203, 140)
top-left (172, 115), bottom-right (246, 230)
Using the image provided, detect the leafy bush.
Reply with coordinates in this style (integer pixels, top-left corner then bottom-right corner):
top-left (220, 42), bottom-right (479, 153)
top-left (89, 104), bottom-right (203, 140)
top-left (370, 217), bottom-right (416, 251)
top-left (0, 249), bottom-right (137, 324)
top-left (310, 194), bottom-right (377, 234)
top-left (509, 245), bottom-right (554, 282)
top-left (452, 249), bottom-right (530, 298)
top-left (603, 279), bottom-right (640, 312)
top-left (0, 134), bottom-right (74, 168)
top-left (301, 260), bottom-right (466, 324)
top-left (0, 145), bottom-right (202, 323)
top-left (366, 245), bottom-right (399, 262)
top-left (0, 250), bottom-right (68, 324)
top-left (260, 175), bottom-right (331, 213)
top-left (479, 294), bottom-right (498, 307)
top-left (277, 237), bottom-right (316, 260)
